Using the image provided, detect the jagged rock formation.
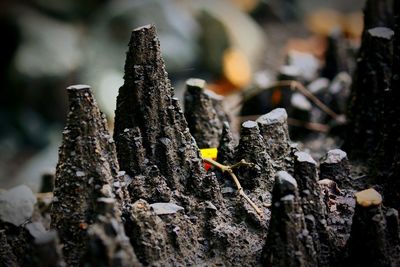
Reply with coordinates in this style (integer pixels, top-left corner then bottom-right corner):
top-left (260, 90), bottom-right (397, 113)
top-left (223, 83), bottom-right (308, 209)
top-left (294, 152), bottom-right (331, 266)
top-left (112, 24), bottom-right (271, 267)
top-left (256, 108), bottom-right (291, 167)
top-left (345, 26), bottom-right (394, 159)
top-left (345, 0), bottom-right (395, 160)
top-left (319, 149), bottom-right (351, 189)
top-left (216, 121), bottom-right (236, 165)
top-left (184, 78), bottom-right (228, 148)
top-left (51, 85), bottom-right (133, 266)
top-left (3, 14), bottom-right (400, 266)
top-left (83, 198), bottom-right (141, 267)
top-left (345, 0), bottom-right (400, 210)
top-left (113, 25), bottom-right (205, 195)
top-left (262, 171), bottom-right (317, 267)
top-left (236, 121), bottom-right (274, 191)
top-left (345, 188), bottom-right (400, 267)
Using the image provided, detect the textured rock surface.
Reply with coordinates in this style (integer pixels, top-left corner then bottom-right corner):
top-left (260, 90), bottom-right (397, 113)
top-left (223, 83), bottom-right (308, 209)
top-left (51, 84), bottom-right (131, 266)
top-left (294, 152), bottom-right (331, 266)
top-left (256, 108), bottom-right (291, 165)
top-left (112, 24), bottom-right (272, 267)
top-left (216, 121), bottom-right (237, 165)
top-left (344, 1), bottom-right (400, 212)
top-left (0, 222), bottom-right (35, 266)
top-left (83, 213), bottom-right (141, 267)
top-left (345, 26), bottom-right (394, 159)
top-left (319, 149), bottom-right (350, 188)
top-left (262, 171), bottom-right (317, 267)
top-left (345, 188), bottom-right (399, 267)
top-left (236, 121), bottom-right (274, 190)
top-left (0, 230), bottom-right (19, 267)
top-left (113, 25), bottom-right (205, 194)
top-left (184, 78), bottom-right (227, 148)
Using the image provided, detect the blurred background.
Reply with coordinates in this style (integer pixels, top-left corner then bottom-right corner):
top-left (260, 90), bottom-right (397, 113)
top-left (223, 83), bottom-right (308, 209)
top-left (0, 0), bottom-right (365, 191)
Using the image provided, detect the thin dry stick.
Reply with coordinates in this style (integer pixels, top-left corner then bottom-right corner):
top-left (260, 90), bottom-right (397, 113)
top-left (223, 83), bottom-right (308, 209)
top-left (241, 80), bottom-right (341, 121)
top-left (203, 158), bottom-right (263, 215)
top-left (288, 80), bottom-right (340, 120)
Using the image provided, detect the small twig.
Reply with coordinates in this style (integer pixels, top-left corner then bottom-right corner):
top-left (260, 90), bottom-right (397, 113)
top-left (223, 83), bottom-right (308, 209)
top-left (230, 159), bottom-right (256, 170)
top-left (288, 80), bottom-right (340, 120)
top-left (240, 80), bottom-right (342, 121)
top-left (203, 158), bottom-right (263, 215)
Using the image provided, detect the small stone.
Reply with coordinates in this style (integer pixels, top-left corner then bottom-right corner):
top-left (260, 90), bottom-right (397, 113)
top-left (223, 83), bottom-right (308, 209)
top-left (76, 171), bottom-right (85, 177)
top-left (205, 201), bottom-right (217, 210)
top-left (67, 84), bottom-right (91, 91)
top-left (257, 108), bottom-right (287, 125)
top-left (0, 185), bottom-right (37, 226)
top-left (321, 149), bottom-right (347, 164)
top-left (242, 120), bottom-right (258, 129)
top-left (355, 188), bottom-right (382, 207)
top-left (149, 202), bottom-right (184, 215)
top-left (368, 27), bottom-right (394, 40)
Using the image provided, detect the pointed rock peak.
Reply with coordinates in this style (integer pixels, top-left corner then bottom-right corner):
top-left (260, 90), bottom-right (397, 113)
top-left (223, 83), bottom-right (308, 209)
top-left (52, 84), bottom-right (124, 265)
top-left (63, 84), bottom-right (106, 128)
top-left (184, 77), bottom-right (226, 148)
top-left (125, 24), bottom-right (164, 67)
top-left (217, 121), bottom-right (236, 164)
top-left (114, 25), bottom-right (205, 194)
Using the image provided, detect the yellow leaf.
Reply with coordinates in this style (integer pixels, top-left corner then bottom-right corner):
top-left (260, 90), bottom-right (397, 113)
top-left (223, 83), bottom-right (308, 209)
top-left (200, 148), bottom-right (218, 159)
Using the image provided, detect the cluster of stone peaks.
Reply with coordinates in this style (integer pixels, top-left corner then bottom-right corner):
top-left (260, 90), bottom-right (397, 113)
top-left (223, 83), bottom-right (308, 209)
top-left (1, 23), bottom-right (399, 267)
